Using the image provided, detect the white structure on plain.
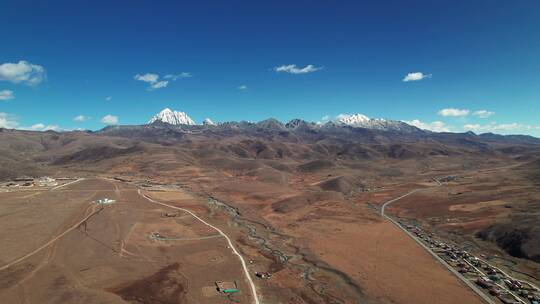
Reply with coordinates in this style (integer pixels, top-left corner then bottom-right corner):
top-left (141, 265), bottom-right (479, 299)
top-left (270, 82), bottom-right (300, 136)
top-left (35, 176), bottom-right (58, 187)
top-left (96, 198), bottom-right (116, 205)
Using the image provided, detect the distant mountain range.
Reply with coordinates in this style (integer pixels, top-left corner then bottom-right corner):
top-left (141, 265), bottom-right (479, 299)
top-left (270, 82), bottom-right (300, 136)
top-left (148, 108), bottom-right (421, 133)
top-left (1, 106), bottom-right (539, 182)
top-left (139, 108), bottom-right (540, 145)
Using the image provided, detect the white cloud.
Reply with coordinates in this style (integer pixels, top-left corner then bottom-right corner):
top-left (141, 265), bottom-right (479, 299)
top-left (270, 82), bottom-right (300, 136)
top-left (463, 122), bottom-right (521, 133)
top-left (237, 85), bottom-right (247, 90)
top-left (274, 64), bottom-right (323, 74)
top-left (164, 72), bottom-right (192, 80)
top-left (105, 96), bottom-right (112, 101)
top-left (316, 115), bottom-right (332, 125)
top-left (403, 72), bottom-right (432, 82)
top-left (438, 108), bottom-right (470, 117)
top-left (150, 80), bottom-right (168, 90)
top-left (134, 73), bottom-right (159, 83)
top-left (27, 123), bottom-right (60, 131)
top-left (403, 119), bottom-right (450, 132)
top-left (0, 112), bottom-right (18, 128)
top-left (134, 73), bottom-right (164, 90)
top-left (73, 115), bottom-right (87, 122)
top-left (29, 123), bottom-right (45, 130)
top-left (101, 114), bottom-right (118, 125)
top-left (135, 72), bottom-right (189, 90)
top-left (472, 110), bottom-right (495, 118)
top-left (45, 125), bottom-right (60, 131)
top-left (0, 60), bottom-right (45, 85)
top-left (0, 117), bottom-right (63, 132)
top-left (0, 90), bottom-right (14, 101)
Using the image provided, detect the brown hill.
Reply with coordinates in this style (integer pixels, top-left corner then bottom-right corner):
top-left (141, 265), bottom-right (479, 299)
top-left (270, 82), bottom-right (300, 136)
top-left (318, 176), bottom-right (364, 194)
top-left (477, 214), bottom-right (540, 262)
top-left (1, 121), bottom-right (539, 182)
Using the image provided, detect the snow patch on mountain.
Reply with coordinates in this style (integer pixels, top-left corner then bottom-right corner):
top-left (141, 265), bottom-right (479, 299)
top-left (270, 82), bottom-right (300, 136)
top-left (334, 113), bottom-right (418, 132)
top-left (336, 113), bottom-right (371, 126)
top-left (203, 118), bottom-right (216, 126)
top-left (148, 108), bottom-right (196, 125)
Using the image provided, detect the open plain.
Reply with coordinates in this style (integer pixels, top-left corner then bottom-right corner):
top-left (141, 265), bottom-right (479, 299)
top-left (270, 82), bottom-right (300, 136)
top-left (0, 178), bottom-right (254, 304)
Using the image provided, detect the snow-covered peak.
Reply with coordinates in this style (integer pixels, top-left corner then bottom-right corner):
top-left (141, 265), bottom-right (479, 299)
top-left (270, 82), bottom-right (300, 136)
top-left (203, 118), bottom-right (216, 126)
top-left (148, 108), bottom-right (196, 125)
top-left (336, 113), bottom-right (371, 126)
top-left (333, 113), bottom-right (418, 132)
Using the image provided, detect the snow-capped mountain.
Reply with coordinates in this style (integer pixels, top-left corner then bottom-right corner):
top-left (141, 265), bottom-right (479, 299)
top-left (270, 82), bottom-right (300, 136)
top-left (203, 118), bottom-right (216, 126)
top-left (334, 113), bottom-right (418, 132)
top-left (336, 113), bottom-right (371, 126)
top-left (148, 108), bottom-right (196, 125)
top-left (145, 108), bottom-right (419, 132)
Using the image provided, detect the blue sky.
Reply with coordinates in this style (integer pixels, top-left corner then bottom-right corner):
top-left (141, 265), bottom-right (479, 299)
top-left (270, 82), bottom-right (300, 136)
top-left (0, 1), bottom-right (539, 136)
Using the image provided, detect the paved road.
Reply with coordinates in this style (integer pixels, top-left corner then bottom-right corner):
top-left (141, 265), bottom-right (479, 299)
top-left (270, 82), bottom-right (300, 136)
top-left (138, 189), bottom-right (261, 304)
top-left (380, 188), bottom-right (497, 304)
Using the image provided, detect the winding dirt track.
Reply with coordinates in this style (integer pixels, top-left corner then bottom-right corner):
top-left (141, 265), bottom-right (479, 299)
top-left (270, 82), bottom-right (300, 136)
top-left (138, 189), bottom-right (261, 304)
top-left (50, 178), bottom-right (85, 190)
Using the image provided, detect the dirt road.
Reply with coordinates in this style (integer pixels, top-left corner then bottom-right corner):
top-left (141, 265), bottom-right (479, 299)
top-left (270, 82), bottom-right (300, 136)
top-left (138, 189), bottom-right (261, 304)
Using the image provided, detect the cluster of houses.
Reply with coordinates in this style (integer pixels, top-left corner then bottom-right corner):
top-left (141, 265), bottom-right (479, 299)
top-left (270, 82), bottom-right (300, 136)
top-left (255, 271), bottom-right (272, 279)
top-left (401, 222), bottom-right (539, 304)
top-left (1, 176), bottom-right (59, 188)
top-left (475, 275), bottom-right (540, 304)
top-left (438, 175), bottom-right (458, 183)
